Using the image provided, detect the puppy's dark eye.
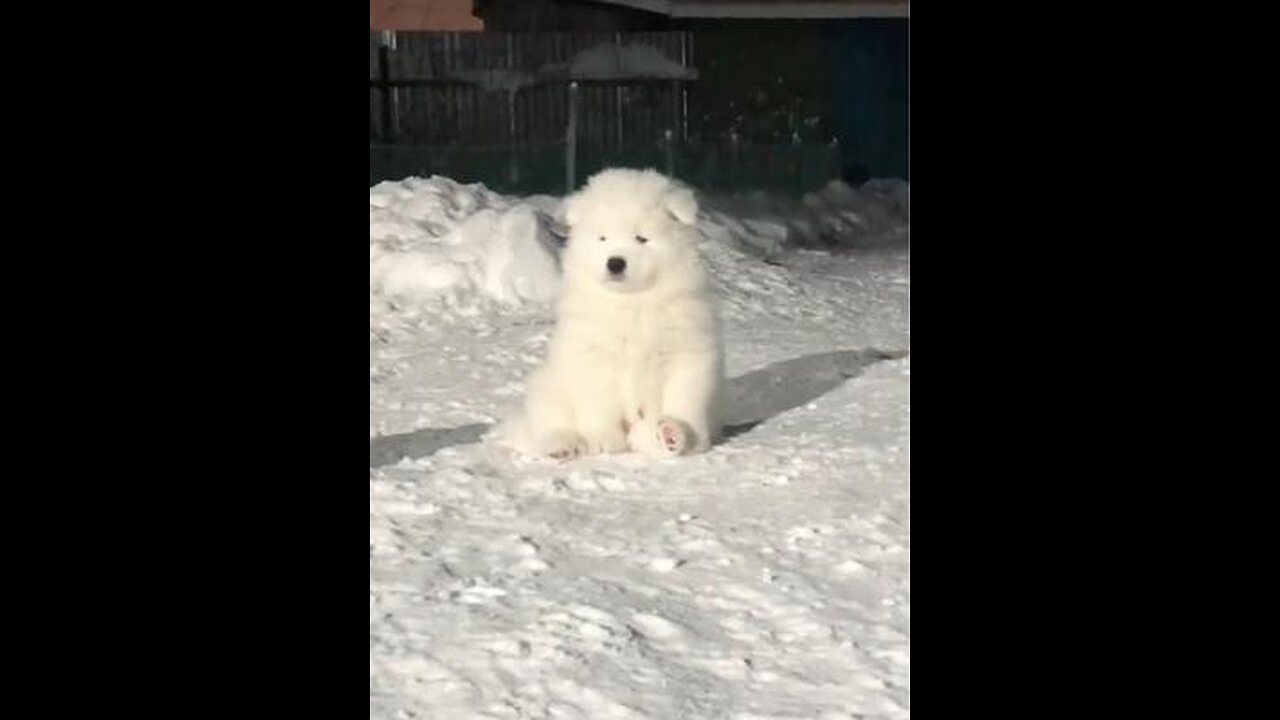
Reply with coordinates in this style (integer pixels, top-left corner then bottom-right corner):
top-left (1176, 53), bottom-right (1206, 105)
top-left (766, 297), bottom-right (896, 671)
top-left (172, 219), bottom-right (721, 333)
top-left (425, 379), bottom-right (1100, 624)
top-left (599, 236), bottom-right (607, 242)
top-left (635, 235), bottom-right (649, 244)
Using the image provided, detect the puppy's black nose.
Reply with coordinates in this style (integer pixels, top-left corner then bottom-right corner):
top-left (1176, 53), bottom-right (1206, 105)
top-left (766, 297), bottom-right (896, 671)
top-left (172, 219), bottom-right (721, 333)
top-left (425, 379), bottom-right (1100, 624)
top-left (607, 256), bottom-right (626, 275)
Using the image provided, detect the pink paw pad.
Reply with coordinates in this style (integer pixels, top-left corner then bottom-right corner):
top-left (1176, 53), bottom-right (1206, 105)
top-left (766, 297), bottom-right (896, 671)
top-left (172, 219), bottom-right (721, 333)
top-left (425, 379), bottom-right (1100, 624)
top-left (657, 420), bottom-right (688, 454)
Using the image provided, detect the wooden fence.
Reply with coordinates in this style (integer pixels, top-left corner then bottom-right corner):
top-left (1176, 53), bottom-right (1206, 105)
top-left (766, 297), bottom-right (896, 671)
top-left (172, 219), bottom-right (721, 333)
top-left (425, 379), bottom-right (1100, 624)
top-left (369, 31), bottom-right (692, 147)
top-left (369, 30), bottom-right (840, 194)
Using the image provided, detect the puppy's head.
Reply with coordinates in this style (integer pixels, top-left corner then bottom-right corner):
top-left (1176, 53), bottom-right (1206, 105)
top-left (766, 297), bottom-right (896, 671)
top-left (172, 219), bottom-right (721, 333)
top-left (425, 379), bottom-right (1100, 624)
top-left (560, 168), bottom-right (699, 295)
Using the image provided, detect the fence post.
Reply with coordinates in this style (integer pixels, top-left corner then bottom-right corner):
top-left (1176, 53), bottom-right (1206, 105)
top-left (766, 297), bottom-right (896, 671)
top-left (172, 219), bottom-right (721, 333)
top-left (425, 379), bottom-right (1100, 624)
top-left (566, 81), bottom-right (579, 193)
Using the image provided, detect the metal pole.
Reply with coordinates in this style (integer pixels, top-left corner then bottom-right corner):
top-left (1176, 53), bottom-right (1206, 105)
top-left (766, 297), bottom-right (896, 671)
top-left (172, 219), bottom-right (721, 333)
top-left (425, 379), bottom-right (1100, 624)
top-left (615, 32), bottom-right (624, 152)
top-left (664, 128), bottom-right (674, 177)
top-left (566, 81), bottom-right (579, 193)
top-left (378, 32), bottom-right (394, 141)
top-left (792, 130), bottom-right (802, 191)
top-left (509, 91), bottom-right (519, 185)
top-left (680, 33), bottom-right (689, 143)
top-left (830, 136), bottom-right (841, 182)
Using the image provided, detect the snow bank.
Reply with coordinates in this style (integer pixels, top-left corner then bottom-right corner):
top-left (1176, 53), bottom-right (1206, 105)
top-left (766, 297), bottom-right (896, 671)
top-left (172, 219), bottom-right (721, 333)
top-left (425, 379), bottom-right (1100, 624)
top-left (369, 174), bottom-right (909, 318)
top-left (704, 179), bottom-right (910, 256)
top-left (369, 176), bottom-right (561, 308)
top-left (800, 178), bottom-right (910, 245)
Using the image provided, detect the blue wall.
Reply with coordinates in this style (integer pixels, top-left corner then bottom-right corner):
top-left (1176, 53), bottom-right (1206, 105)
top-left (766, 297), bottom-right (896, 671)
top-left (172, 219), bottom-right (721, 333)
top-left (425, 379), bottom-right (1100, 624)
top-left (829, 20), bottom-right (910, 182)
top-left (683, 18), bottom-right (909, 183)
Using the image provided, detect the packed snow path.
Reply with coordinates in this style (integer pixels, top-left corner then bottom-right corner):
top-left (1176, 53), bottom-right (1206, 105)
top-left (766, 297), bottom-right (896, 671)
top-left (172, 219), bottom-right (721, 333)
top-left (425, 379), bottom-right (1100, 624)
top-left (371, 176), bottom-right (910, 719)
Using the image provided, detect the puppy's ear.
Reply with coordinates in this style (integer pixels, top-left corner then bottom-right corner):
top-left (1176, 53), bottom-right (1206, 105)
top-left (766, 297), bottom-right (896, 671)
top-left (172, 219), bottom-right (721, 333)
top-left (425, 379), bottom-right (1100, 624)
top-left (562, 192), bottom-right (584, 228)
top-left (663, 187), bottom-right (698, 226)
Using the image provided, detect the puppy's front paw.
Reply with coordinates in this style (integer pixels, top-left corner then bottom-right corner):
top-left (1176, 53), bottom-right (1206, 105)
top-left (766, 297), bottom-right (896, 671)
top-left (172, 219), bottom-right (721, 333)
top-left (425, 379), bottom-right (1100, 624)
top-left (655, 417), bottom-right (693, 456)
top-left (586, 427), bottom-right (630, 455)
top-left (539, 430), bottom-right (587, 462)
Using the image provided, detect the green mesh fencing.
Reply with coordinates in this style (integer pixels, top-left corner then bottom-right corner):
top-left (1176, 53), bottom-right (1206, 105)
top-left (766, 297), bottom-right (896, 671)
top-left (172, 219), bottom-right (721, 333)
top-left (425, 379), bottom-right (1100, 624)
top-left (370, 139), bottom-right (842, 197)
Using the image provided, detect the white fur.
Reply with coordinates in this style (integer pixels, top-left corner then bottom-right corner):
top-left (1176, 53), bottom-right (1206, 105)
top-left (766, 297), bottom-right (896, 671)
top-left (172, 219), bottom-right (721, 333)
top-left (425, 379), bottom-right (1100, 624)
top-left (499, 168), bottom-right (724, 460)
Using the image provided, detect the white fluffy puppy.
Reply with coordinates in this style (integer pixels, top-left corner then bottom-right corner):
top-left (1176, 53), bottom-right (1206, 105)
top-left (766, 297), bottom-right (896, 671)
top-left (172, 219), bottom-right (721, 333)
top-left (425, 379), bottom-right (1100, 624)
top-left (502, 168), bottom-right (724, 460)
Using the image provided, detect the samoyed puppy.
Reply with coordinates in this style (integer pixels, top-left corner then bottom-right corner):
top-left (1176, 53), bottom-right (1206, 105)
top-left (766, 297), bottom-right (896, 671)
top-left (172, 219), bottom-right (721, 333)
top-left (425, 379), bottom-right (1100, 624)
top-left (499, 168), bottom-right (724, 459)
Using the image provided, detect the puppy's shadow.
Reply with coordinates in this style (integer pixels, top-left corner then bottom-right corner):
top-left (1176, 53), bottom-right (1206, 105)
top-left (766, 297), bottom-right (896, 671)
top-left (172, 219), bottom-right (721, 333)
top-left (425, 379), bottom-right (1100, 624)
top-left (369, 423), bottom-right (489, 469)
top-left (721, 348), bottom-right (907, 439)
top-left (368, 348), bottom-right (907, 467)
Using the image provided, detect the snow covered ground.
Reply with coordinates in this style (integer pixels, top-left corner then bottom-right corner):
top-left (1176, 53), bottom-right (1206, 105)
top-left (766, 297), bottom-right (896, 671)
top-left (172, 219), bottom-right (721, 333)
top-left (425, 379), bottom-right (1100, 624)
top-left (370, 175), bottom-right (910, 719)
